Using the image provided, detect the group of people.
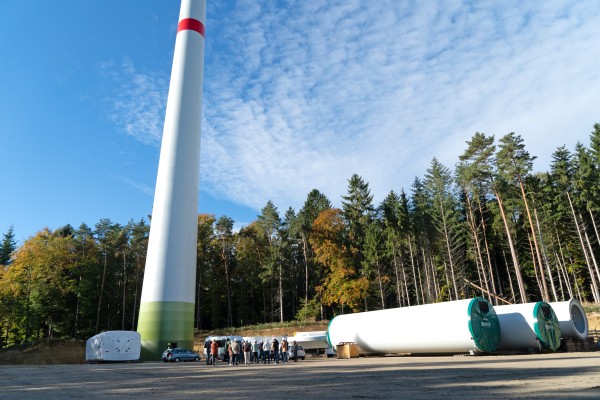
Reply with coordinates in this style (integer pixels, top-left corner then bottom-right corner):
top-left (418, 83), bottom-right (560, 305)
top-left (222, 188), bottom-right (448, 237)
top-left (205, 337), bottom-right (301, 366)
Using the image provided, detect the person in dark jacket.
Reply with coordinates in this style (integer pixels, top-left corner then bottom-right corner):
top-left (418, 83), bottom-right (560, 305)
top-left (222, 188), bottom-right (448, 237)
top-left (291, 340), bottom-right (298, 362)
top-left (204, 339), bottom-right (212, 364)
top-left (271, 338), bottom-right (279, 364)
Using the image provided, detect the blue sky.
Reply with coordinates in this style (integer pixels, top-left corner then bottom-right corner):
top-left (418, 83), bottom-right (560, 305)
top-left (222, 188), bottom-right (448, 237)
top-left (1, 0), bottom-right (600, 244)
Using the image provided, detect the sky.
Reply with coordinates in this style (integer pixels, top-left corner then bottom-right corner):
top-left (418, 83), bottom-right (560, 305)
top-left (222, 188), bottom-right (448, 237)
top-left (1, 0), bottom-right (600, 244)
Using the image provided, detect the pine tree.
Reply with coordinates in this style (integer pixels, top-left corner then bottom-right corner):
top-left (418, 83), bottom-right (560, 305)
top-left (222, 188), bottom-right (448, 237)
top-left (497, 132), bottom-right (549, 301)
top-left (341, 174), bottom-right (375, 310)
top-left (460, 132), bottom-right (527, 303)
top-left (342, 174), bottom-right (375, 245)
top-left (297, 189), bottom-right (332, 303)
top-left (380, 191), bottom-right (408, 306)
top-left (550, 146), bottom-right (599, 302)
top-left (215, 216), bottom-right (235, 327)
top-left (362, 220), bottom-right (387, 309)
top-left (424, 158), bottom-right (462, 300)
top-left (257, 200), bottom-right (283, 322)
top-left (0, 226), bottom-right (17, 266)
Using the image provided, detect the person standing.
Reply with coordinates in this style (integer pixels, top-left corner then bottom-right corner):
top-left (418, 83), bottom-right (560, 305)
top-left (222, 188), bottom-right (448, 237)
top-left (226, 340), bottom-right (233, 365)
top-left (262, 339), bottom-right (271, 364)
top-left (210, 339), bottom-right (219, 366)
top-left (271, 338), bottom-right (279, 364)
top-left (252, 340), bottom-right (260, 364)
top-left (243, 340), bottom-right (251, 365)
top-left (231, 339), bottom-right (241, 365)
top-left (281, 339), bottom-right (288, 363)
top-left (258, 340), bottom-right (264, 364)
top-left (204, 339), bottom-right (211, 365)
top-left (291, 340), bottom-right (298, 362)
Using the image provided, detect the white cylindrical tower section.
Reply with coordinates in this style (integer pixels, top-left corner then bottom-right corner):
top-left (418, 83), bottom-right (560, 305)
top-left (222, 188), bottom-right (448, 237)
top-left (137, 0), bottom-right (206, 361)
top-left (548, 298), bottom-right (588, 340)
top-left (327, 298), bottom-right (500, 355)
top-left (142, 0), bottom-right (205, 306)
top-left (495, 302), bottom-right (561, 351)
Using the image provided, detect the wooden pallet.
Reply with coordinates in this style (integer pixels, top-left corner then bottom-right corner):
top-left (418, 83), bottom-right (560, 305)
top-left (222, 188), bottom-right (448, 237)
top-left (562, 330), bottom-right (599, 352)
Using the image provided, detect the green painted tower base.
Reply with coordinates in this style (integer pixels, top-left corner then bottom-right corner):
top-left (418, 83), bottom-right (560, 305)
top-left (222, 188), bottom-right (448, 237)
top-left (137, 301), bottom-right (195, 361)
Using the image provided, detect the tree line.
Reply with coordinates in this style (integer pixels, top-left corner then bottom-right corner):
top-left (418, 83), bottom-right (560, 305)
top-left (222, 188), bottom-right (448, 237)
top-left (1, 123), bottom-right (599, 347)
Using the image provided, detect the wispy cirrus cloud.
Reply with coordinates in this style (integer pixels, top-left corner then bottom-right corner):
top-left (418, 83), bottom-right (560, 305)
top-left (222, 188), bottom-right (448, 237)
top-left (200, 0), bottom-right (600, 212)
top-left (101, 59), bottom-right (168, 146)
top-left (109, 0), bottom-right (600, 214)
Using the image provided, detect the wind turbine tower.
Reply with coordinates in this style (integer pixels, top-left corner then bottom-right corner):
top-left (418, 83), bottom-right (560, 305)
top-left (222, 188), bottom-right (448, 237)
top-left (137, 0), bottom-right (206, 360)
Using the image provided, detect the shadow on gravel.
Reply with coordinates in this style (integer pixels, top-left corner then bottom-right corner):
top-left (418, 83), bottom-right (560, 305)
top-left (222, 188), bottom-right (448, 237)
top-left (2, 355), bottom-right (599, 399)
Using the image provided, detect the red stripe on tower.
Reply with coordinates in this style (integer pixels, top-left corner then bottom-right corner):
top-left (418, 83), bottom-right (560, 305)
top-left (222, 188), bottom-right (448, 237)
top-left (177, 18), bottom-right (205, 37)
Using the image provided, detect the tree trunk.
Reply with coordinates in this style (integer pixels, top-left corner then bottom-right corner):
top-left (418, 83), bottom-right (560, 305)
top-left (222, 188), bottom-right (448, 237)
top-left (279, 258), bottom-right (284, 323)
top-left (301, 232), bottom-right (309, 304)
top-left (408, 236), bottom-right (420, 305)
top-left (566, 192), bottom-right (600, 302)
top-left (376, 261), bottom-right (385, 309)
top-left (555, 229), bottom-right (575, 300)
top-left (442, 260), bottom-right (452, 301)
top-left (436, 197), bottom-right (459, 300)
top-left (517, 176), bottom-right (549, 301)
top-left (421, 247), bottom-right (433, 302)
top-left (533, 207), bottom-right (557, 301)
top-left (399, 254), bottom-right (411, 306)
top-left (73, 275), bottom-right (82, 338)
top-left (528, 234), bottom-right (543, 296)
top-left (554, 250), bottom-right (569, 300)
top-left (224, 256), bottom-right (233, 327)
top-left (501, 249), bottom-right (516, 302)
top-left (494, 188), bottom-right (527, 302)
top-left (391, 241), bottom-right (402, 307)
top-left (417, 258), bottom-right (425, 305)
top-left (582, 213), bottom-right (600, 294)
top-left (465, 193), bottom-right (492, 301)
top-left (477, 196), bottom-right (498, 302)
top-left (96, 251), bottom-right (107, 333)
top-left (132, 254), bottom-right (142, 330)
top-left (589, 209), bottom-right (600, 256)
top-left (473, 240), bottom-right (487, 299)
top-left (122, 251), bottom-right (126, 330)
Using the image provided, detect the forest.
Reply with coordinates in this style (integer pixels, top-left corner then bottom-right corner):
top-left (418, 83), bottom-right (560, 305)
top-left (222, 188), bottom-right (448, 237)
top-left (1, 124), bottom-right (599, 348)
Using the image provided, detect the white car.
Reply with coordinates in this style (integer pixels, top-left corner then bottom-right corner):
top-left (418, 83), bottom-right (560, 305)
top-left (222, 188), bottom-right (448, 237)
top-left (288, 344), bottom-right (306, 360)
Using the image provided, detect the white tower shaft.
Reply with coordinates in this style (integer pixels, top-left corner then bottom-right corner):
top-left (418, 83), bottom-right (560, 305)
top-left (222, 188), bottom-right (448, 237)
top-left (137, 0), bottom-right (206, 360)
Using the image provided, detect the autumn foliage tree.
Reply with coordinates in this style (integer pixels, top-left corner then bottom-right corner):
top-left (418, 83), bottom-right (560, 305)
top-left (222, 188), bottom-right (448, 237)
top-left (310, 208), bottom-right (368, 312)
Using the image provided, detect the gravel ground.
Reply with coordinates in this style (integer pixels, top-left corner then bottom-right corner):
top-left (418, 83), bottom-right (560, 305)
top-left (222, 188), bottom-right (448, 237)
top-left (2, 352), bottom-right (600, 399)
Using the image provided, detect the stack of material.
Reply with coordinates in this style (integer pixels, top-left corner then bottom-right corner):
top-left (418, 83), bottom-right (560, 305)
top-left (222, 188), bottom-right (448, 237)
top-left (562, 337), bottom-right (597, 352)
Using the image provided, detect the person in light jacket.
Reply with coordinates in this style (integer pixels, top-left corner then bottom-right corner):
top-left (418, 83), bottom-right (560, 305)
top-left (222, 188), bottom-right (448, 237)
top-left (252, 340), bottom-right (260, 363)
top-left (262, 339), bottom-right (271, 364)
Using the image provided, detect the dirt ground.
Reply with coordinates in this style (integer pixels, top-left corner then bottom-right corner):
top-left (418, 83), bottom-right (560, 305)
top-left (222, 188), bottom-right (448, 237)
top-left (586, 311), bottom-right (600, 331)
top-left (2, 352), bottom-right (600, 399)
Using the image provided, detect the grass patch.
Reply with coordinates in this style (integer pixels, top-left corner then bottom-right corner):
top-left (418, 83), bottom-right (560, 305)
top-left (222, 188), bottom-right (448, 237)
top-left (582, 302), bottom-right (600, 313)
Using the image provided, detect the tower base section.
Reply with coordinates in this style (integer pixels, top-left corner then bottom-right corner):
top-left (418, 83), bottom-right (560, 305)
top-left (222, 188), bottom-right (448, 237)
top-left (137, 301), bottom-right (195, 361)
